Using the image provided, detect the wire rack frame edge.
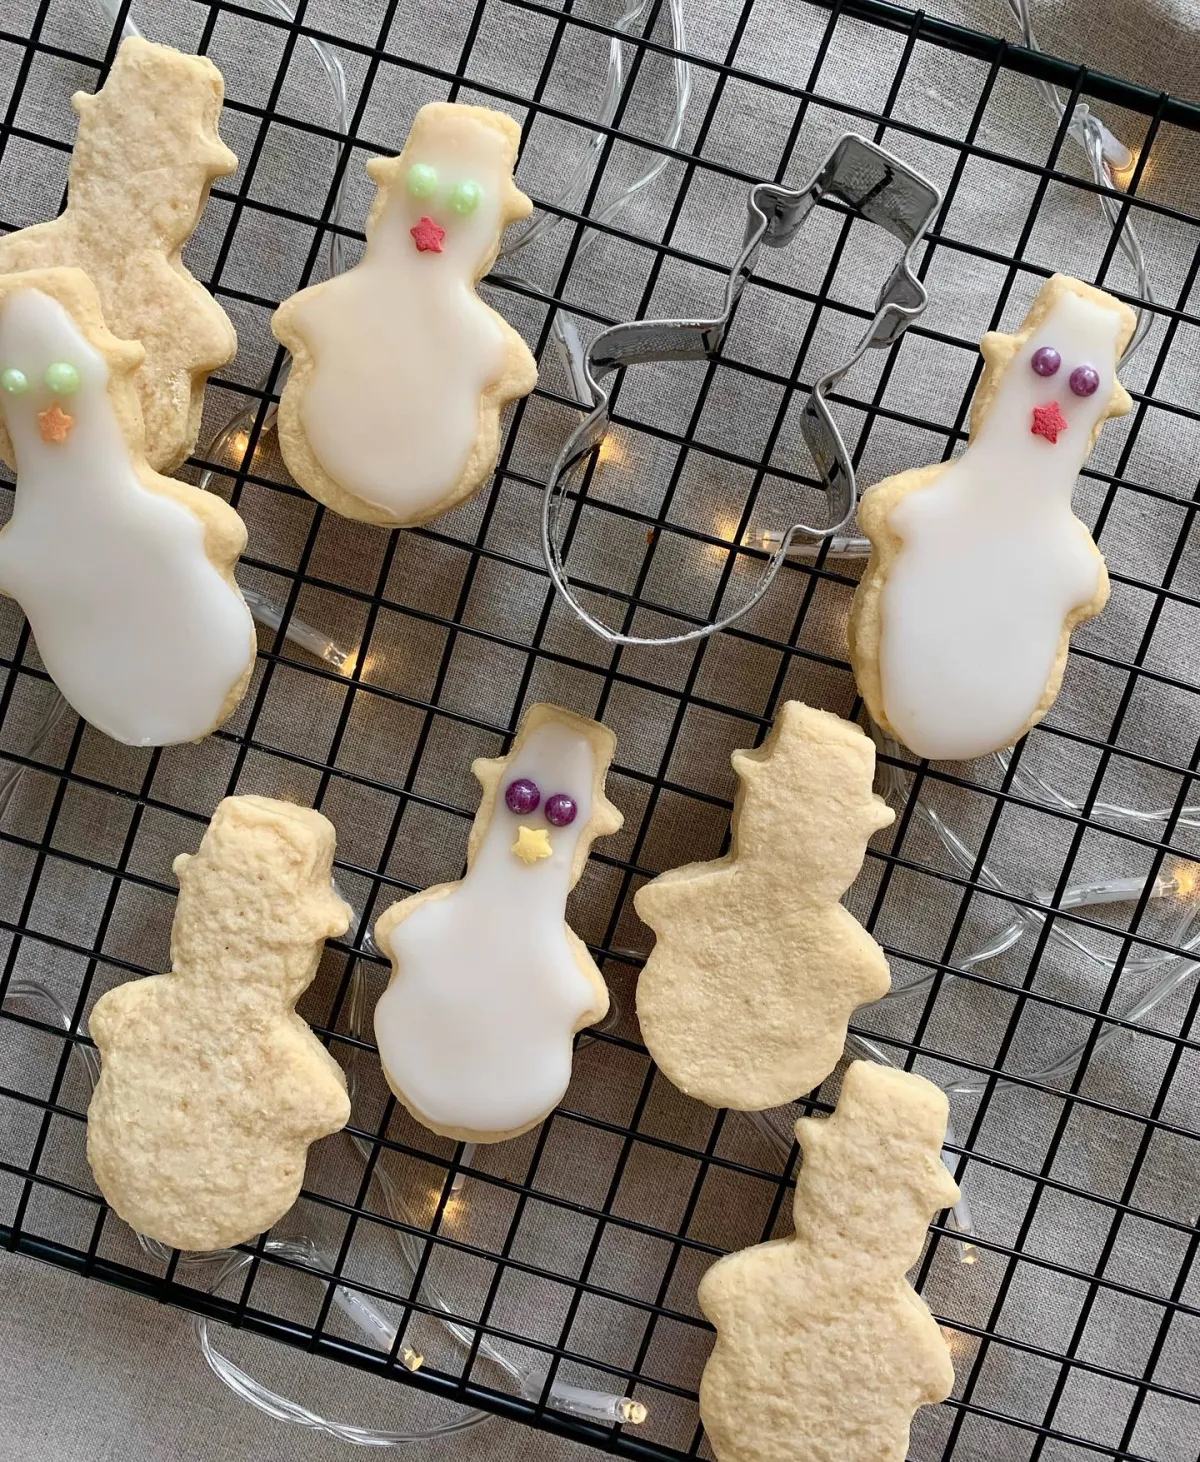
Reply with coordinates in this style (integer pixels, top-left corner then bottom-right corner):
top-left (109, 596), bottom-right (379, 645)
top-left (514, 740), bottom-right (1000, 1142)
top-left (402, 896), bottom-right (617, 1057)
top-left (1, 1), bottom-right (1199, 1460)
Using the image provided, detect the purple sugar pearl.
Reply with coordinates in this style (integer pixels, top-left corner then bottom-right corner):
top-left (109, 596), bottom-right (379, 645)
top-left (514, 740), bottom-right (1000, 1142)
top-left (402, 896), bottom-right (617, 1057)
top-left (1030, 346), bottom-right (1061, 377)
top-left (544, 793), bottom-right (577, 827)
top-left (1069, 363), bottom-right (1099, 397)
top-left (505, 777), bottom-right (540, 815)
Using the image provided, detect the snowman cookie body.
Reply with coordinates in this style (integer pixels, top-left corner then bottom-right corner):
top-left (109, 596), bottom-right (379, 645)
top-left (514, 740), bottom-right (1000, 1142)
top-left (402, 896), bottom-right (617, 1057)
top-left (373, 704), bottom-right (622, 1143)
top-left (0, 270), bottom-right (254, 746)
top-left (273, 102), bottom-right (537, 528)
top-left (851, 274), bottom-right (1135, 761)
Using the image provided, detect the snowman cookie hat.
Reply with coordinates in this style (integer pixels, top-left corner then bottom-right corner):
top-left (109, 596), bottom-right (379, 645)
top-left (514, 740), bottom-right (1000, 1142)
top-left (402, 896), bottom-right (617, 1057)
top-left (373, 703), bottom-right (622, 1143)
top-left (0, 37), bottom-right (238, 474)
top-left (851, 272), bottom-right (1136, 762)
top-left (272, 101), bottom-right (538, 529)
top-left (0, 267), bottom-right (255, 747)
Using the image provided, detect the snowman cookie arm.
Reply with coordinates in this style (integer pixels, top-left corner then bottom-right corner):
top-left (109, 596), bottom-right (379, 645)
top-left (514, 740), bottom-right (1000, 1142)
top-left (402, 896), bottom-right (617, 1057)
top-left (849, 459), bottom-right (953, 743)
top-left (271, 106), bottom-right (538, 529)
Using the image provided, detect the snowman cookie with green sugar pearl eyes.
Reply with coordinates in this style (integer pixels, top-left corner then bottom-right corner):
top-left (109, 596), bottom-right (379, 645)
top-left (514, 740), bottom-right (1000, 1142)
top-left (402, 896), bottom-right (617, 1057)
top-left (272, 102), bottom-right (538, 529)
top-left (0, 267), bottom-right (255, 747)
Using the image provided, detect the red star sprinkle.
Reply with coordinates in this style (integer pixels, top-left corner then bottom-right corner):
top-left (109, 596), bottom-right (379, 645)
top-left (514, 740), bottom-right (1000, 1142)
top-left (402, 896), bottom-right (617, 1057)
top-left (410, 215), bottom-right (445, 253)
top-left (1031, 401), bottom-right (1068, 444)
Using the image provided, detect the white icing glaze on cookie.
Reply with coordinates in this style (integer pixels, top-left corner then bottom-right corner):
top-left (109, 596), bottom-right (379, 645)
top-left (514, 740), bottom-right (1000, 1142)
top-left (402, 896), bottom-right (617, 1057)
top-left (374, 719), bottom-right (601, 1137)
top-left (290, 112), bottom-right (512, 519)
top-left (0, 289), bottom-right (253, 746)
top-left (877, 289), bottom-right (1120, 760)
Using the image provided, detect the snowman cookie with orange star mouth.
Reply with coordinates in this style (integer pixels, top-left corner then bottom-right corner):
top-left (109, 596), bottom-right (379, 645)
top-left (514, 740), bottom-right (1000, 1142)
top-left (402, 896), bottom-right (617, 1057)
top-left (850, 273), bottom-right (1136, 761)
top-left (0, 268), bottom-right (255, 747)
top-left (272, 102), bottom-right (538, 529)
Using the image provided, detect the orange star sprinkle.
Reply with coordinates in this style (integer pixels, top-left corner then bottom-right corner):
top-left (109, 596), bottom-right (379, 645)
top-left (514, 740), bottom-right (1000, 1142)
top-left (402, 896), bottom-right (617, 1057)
top-left (38, 402), bottom-right (74, 444)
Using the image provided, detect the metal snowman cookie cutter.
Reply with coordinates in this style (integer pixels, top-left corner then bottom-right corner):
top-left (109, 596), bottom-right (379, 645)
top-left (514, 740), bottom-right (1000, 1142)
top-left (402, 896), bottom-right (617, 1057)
top-left (541, 133), bottom-right (942, 647)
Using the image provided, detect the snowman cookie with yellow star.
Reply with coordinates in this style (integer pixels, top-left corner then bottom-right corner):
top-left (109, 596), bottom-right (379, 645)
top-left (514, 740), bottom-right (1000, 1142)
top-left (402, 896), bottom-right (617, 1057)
top-left (272, 102), bottom-right (538, 529)
top-left (373, 704), bottom-right (623, 1144)
top-left (0, 268), bottom-right (255, 746)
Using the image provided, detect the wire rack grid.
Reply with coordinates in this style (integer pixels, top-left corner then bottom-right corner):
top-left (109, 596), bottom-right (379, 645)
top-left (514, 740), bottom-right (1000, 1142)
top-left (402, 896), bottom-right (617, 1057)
top-left (0, 0), bottom-right (1198, 1459)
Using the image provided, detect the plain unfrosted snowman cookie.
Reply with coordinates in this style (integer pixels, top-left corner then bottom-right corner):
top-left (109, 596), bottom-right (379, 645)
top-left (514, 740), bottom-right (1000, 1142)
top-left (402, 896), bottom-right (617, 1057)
top-left (698, 1061), bottom-right (959, 1462)
top-left (0, 268), bottom-right (254, 746)
top-left (87, 797), bottom-right (352, 1252)
top-left (636, 703), bottom-right (893, 1109)
top-left (272, 102), bottom-right (538, 527)
top-left (373, 704), bottom-right (622, 1143)
top-left (0, 37), bottom-right (238, 473)
top-left (851, 273), bottom-right (1136, 761)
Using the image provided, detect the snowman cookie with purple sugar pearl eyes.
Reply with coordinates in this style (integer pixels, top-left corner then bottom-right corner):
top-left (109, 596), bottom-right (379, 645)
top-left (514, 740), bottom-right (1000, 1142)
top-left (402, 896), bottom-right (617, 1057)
top-left (272, 101), bottom-right (538, 529)
top-left (373, 703), bottom-right (623, 1144)
top-left (850, 273), bottom-right (1135, 762)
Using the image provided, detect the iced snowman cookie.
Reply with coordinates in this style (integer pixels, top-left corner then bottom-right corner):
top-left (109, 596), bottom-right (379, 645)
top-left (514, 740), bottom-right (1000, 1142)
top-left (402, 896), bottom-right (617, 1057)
top-left (636, 703), bottom-right (893, 1110)
top-left (698, 1061), bottom-right (959, 1462)
top-left (850, 274), bottom-right (1136, 761)
top-left (0, 37), bottom-right (237, 473)
top-left (374, 704), bottom-right (623, 1143)
top-left (0, 269), bottom-right (254, 746)
top-left (87, 796), bottom-right (352, 1252)
top-left (272, 101), bottom-right (538, 528)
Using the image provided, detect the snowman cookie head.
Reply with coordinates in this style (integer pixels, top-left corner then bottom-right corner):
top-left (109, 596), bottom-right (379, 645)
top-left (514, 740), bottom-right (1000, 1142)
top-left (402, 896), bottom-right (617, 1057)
top-left (170, 796), bottom-right (351, 1002)
top-left (731, 703), bottom-right (892, 898)
top-left (793, 1063), bottom-right (959, 1264)
top-left (0, 270), bottom-right (144, 468)
top-left (974, 273), bottom-right (1135, 459)
top-left (469, 703), bottom-right (623, 885)
top-left (369, 102), bottom-right (530, 278)
top-left (69, 38), bottom-right (236, 246)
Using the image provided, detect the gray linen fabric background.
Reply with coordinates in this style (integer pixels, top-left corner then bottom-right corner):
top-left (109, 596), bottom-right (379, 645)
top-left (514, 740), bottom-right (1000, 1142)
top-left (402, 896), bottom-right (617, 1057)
top-left (1, 0), bottom-right (1198, 1459)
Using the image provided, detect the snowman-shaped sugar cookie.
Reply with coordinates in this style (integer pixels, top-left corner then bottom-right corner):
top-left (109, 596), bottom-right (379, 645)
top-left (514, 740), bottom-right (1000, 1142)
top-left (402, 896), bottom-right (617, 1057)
top-left (272, 102), bottom-right (538, 528)
top-left (0, 269), bottom-right (255, 746)
top-left (850, 274), bottom-right (1135, 761)
top-left (373, 704), bottom-right (622, 1143)
top-left (0, 38), bottom-right (238, 473)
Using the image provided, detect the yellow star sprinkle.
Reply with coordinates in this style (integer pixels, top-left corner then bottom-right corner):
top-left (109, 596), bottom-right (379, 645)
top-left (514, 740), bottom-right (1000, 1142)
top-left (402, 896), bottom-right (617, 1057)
top-left (511, 825), bottom-right (552, 864)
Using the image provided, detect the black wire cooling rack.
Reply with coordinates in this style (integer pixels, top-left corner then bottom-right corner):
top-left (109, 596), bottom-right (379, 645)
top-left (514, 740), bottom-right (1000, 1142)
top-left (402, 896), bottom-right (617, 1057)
top-left (2, 1), bottom-right (1199, 1459)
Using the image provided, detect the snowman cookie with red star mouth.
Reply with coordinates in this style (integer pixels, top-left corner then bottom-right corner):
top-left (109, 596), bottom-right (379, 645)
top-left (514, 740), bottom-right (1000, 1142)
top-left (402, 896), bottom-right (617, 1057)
top-left (272, 102), bottom-right (538, 528)
top-left (850, 274), bottom-right (1135, 761)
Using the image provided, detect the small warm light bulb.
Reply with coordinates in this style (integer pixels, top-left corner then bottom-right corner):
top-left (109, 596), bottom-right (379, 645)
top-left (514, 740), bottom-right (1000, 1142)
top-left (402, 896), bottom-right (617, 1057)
top-left (597, 436), bottom-right (626, 466)
top-left (619, 1399), bottom-right (648, 1425)
top-left (402, 1347), bottom-right (423, 1371)
top-left (1109, 147), bottom-right (1140, 191)
top-left (230, 429), bottom-right (251, 460)
top-left (959, 1242), bottom-right (979, 1266)
top-left (1171, 862), bottom-right (1199, 899)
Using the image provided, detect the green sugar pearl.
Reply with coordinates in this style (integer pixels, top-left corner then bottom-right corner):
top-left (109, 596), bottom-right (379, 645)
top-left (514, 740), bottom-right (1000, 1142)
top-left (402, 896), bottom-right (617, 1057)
top-left (448, 178), bottom-right (483, 216)
top-left (0, 368), bottom-right (28, 395)
top-left (406, 163), bottom-right (438, 199)
top-left (44, 361), bottom-right (81, 396)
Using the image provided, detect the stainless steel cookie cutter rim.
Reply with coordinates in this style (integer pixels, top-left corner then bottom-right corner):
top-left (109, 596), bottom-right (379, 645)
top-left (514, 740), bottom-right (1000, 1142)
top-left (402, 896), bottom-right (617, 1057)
top-left (541, 132), bottom-right (942, 648)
